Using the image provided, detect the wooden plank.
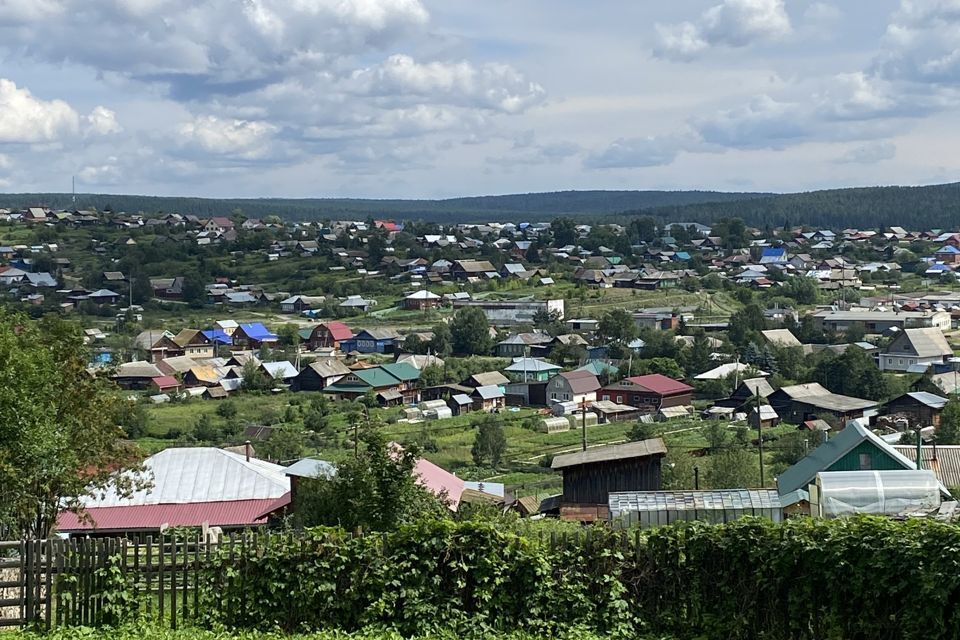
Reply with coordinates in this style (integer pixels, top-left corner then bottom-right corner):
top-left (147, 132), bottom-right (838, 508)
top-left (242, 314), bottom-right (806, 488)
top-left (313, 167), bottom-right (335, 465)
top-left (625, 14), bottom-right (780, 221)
top-left (43, 540), bottom-right (52, 629)
top-left (55, 539), bottom-right (64, 627)
top-left (170, 539), bottom-right (178, 630)
top-left (145, 537), bottom-right (153, 617)
top-left (157, 537), bottom-right (164, 623)
top-left (23, 540), bottom-right (34, 626)
top-left (180, 539), bottom-right (187, 621)
top-left (192, 534), bottom-right (200, 620)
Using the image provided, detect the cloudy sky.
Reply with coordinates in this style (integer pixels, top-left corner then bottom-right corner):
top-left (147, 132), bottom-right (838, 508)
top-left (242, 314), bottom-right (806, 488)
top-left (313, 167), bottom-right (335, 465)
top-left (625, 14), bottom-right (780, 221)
top-left (0, 0), bottom-right (958, 198)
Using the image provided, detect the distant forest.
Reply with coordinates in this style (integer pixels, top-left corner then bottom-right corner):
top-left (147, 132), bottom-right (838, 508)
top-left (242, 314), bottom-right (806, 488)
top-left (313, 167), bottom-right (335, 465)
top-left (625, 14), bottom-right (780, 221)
top-left (0, 190), bottom-right (767, 223)
top-left (3, 182), bottom-right (960, 228)
top-left (635, 182), bottom-right (960, 230)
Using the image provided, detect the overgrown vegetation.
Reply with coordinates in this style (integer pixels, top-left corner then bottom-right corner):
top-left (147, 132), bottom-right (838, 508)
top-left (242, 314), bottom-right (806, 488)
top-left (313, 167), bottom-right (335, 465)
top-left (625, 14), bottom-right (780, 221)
top-left (84, 516), bottom-right (960, 640)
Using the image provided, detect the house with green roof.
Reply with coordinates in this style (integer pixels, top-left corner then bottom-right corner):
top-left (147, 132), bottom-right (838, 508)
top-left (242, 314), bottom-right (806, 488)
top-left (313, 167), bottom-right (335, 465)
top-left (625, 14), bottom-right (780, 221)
top-left (777, 420), bottom-right (950, 509)
top-left (323, 363), bottom-right (421, 405)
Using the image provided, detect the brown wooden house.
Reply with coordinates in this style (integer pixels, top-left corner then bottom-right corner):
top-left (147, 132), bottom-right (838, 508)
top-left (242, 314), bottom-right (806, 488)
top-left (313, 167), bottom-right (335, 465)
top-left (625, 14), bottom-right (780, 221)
top-left (883, 392), bottom-right (948, 428)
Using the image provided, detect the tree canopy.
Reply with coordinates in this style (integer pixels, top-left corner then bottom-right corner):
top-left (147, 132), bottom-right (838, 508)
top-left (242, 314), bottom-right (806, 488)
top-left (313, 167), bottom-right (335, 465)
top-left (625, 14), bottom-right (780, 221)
top-left (0, 311), bottom-right (143, 537)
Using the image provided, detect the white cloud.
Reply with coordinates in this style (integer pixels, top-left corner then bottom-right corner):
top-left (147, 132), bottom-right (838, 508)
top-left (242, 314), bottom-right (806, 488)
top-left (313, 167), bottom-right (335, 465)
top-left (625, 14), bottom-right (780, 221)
top-left (346, 54), bottom-right (546, 113)
top-left (654, 0), bottom-right (791, 61)
top-left (0, 154), bottom-right (10, 170)
top-left (873, 0), bottom-right (960, 84)
top-left (585, 133), bottom-right (701, 169)
top-left (178, 115), bottom-right (279, 159)
top-left (85, 106), bottom-right (123, 137)
top-left (77, 158), bottom-right (123, 184)
top-left (836, 141), bottom-right (897, 164)
top-left (0, 78), bottom-right (81, 143)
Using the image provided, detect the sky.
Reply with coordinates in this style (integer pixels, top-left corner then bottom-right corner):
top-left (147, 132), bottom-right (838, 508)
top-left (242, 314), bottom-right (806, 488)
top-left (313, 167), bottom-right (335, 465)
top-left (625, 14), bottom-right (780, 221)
top-left (0, 0), bottom-right (958, 199)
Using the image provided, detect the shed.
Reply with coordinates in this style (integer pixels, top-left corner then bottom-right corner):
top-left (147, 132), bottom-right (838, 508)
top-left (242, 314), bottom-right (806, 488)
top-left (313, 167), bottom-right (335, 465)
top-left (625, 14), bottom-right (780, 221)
top-left (609, 489), bottom-right (783, 528)
top-left (449, 394), bottom-right (474, 415)
top-left (552, 438), bottom-right (666, 520)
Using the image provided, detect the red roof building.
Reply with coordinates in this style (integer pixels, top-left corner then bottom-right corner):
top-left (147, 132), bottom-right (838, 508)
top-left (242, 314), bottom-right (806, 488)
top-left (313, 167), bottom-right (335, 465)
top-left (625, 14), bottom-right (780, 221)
top-left (57, 448), bottom-right (290, 535)
top-left (305, 321), bottom-right (354, 350)
top-left (151, 375), bottom-right (182, 393)
top-left (599, 374), bottom-right (694, 413)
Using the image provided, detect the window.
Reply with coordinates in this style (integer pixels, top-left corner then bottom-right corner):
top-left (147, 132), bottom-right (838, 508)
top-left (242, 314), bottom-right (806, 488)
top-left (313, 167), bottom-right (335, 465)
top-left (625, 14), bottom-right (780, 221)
top-left (602, 394), bottom-right (610, 401)
top-left (859, 453), bottom-right (872, 470)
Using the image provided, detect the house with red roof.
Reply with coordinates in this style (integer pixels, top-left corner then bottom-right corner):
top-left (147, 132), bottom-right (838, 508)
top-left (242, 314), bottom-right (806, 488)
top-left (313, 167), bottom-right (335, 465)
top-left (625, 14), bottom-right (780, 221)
top-left (151, 376), bottom-right (182, 394)
top-left (304, 321), bottom-right (354, 350)
top-left (599, 374), bottom-right (694, 413)
top-left (57, 447), bottom-right (290, 535)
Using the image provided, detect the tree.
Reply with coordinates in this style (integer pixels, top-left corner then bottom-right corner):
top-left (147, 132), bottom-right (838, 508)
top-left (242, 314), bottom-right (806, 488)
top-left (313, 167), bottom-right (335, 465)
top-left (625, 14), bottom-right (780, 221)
top-left (293, 432), bottom-right (446, 530)
top-left (131, 272), bottom-right (153, 305)
top-left (705, 448), bottom-right (759, 489)
top-left (451, 307), bottom-right (493, 356)
top-left (728, 304), bottom-right (767, 346)
top-left (532, 308), bottom-right (565, 336)
top-left (0, 311), bottom-right (143, 538)
top-left (813, 347), bottom-right (889, 401)
top-left (241, 359), bottom-right (271, 392)
top-left (701, 421), bottom-right (730, 452)
top-left (259, 428), bottom-right (307, 463)
top-left (938, 399), bottom-right (960, 444)
top-left (627, 420), bottom-right (660, 442)
top-left (195, 413), bottom-right (220, 442)
top-left (428, 323), bottom-right (453, 357)
top-left (403, 333), bottom-right (426, 354)
top-left (217, 400), bottom-right (238, 419)
top-left (681, 332), bottom-right (712, 376)
top-left (471, 415), bottom-right (507, 467)
top-left (597, 309), bottom-right (638, 346)
top-left (551, 217), bottom-right (577, 246)
top-left (636, 357), bottom-right (684, 379)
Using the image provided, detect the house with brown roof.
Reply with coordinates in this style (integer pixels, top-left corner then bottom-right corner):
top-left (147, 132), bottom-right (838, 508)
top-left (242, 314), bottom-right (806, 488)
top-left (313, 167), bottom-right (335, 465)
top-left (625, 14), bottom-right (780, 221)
top-left (450, 259), bottom-right (497, 280)
top-left (171, 329), bottom-right (215, 359)
top-left (547, 370), bottom-right (601, 405)
top-left (599, 374), bottom-right (694, 413)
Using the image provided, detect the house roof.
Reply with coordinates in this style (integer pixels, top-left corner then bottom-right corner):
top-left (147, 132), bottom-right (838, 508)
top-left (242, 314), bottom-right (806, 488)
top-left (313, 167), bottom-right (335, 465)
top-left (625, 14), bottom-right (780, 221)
top-left (57, 499), bottom-right (281, 532)
top-left (284, 458), bottom-right (336, 479)
top-left (171, 329), bottom-right (208, 348)
top-left (354, 327), bottom-right (401, 340)
top-left (450, 393), bottom-right (473, 405)
top-left (238, 323), bottom-right (278, 341)
top-left (466, 371), bottom-right (510, 387)
top-left (777, 421), bottom-right (921, 496)
top-left (556, 370), bottom-right (602, 394)
top-left (773, 383), bottom-right (878, 412)
top-left (897, 391), bottom-right (949, 409)
top-left (379, 362), bottom-right (420, 382)
top-left (623, 374), bottom-right (693, 395)
top-left (890, 328), bottom-right (952, 359)
top-left (552, 438), bottom-right (667, 470)
top-left (151, 376), bottom-right (180, 388)
top-left (318, 321), bottom-right (353, 342)
top-left (761, 329), bottom-right (802, 348)
top-left (76, 447), bottom-right (289, 508)
top-left (262, 361), bottom-right (299, 379)
top-left (504, 357), bottom-right (562, 373)
top-left (736, 377), bottom-right (775, 398)
top-left (473, 384), bottom-right (505, 400)
top-left (304, 359), bottom-right (352, 378)
top-left (894, 445), bottom-right (960, 489)
top-left (406, 289), bottom-right (441, 300)
top-left (695, 362), bottom-right (768, 380)
top-left (609, 490), bottom-right (781, 515)
top-left (114, 361), bottom-right (164, 378)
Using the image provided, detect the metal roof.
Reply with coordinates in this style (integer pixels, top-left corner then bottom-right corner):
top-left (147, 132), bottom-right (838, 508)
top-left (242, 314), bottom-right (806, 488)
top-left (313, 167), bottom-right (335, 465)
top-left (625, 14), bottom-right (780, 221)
top-left (78, 447), bottom-right (290, 508)
top-left (777, 421), bottom-right (919, 496)
top-left (57, 499), bottom-right (280, 532)
top-left (505, 357), bottom-right (562, 372)
top-left (473, 384), bottom-right (504, 400)
top-left (895, 445), bottom-right (960, 489)
top-left (552, 438), bottom-right (667, 470)
top-left (262, 361), bottom-right (298, 379)
top-left (609, 490), bottom-right (781, 514)
top-left (903, 391), bottom-right (949, 409)
top-left (284, 458), bottom-right (336, 479)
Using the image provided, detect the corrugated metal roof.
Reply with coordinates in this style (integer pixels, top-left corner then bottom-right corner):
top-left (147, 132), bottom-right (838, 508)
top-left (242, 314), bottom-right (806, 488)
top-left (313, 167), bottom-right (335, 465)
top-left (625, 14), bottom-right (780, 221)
top-left (552, 438), bottom-right (667, 470)
top-left (625, 374), bottom-right (693, 395)
top-left (58, 499), bottom-right (279, 532)
top-left (78, 447), bottom-right (289, 508)
top-left (895, 445), bottom-right (960, 489)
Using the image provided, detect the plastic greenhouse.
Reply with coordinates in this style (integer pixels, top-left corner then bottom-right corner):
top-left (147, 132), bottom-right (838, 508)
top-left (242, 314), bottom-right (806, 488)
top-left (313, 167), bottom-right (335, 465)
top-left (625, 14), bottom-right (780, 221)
top-left (811, 470), bottom-right (942, 518)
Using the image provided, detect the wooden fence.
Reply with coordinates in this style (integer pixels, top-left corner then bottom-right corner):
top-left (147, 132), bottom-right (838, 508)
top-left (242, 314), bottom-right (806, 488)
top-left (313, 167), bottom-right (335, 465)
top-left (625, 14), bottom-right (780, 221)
top-left (0, 535), bottom-right (251, 631)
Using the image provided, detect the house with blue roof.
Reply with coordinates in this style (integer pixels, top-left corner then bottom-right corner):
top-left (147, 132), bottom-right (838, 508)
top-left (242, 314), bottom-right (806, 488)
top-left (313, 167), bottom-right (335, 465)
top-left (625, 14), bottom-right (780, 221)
top-left (202, 328), bottom-right (233, 346)
top-left (759, 247), bottom-right (787, 264)
top-left (935, 245), bottom-right (960, 264)
top-left (340, 328), bottom-right (402, 354)
top-left (232, 323), bottom-right (278, 349)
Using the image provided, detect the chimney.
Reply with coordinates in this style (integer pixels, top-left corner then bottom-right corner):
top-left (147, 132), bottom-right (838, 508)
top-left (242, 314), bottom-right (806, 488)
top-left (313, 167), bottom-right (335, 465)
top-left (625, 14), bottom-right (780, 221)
top-left (244, 440), bottom-right (252, 462)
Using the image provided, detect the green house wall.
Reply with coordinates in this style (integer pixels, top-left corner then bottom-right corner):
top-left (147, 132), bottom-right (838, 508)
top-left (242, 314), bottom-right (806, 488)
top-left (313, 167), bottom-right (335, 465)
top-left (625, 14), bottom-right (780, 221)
top-left (828, 441), bottom-right (905, 472)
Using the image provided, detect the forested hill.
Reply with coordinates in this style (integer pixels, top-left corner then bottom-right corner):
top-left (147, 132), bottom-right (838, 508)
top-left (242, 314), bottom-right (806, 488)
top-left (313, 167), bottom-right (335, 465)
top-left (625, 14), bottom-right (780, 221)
top-left (0, 189), bottom-right (767, 222)
top-left (634, 182), bottom-right (960, 230)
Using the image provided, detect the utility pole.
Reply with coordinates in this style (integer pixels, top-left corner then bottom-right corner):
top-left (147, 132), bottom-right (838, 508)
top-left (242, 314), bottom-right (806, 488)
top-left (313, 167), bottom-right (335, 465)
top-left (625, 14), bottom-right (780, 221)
top-left (756, 392), bottom-right (765, 487)
top-left (581, 399), bottom-right (587, 452)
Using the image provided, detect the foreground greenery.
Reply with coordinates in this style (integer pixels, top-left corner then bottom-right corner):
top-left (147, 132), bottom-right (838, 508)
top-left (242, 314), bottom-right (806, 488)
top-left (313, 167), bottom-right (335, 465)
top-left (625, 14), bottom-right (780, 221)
top-left (10, 624), bottom-right (641, 640)
top-left (50, 516), bottom-right (960, 640)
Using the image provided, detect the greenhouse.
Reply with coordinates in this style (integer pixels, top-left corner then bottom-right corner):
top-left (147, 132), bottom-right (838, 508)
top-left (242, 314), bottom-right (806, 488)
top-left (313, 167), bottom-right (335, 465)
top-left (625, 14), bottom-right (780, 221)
top-left (608, 489), bottom-right (783, 528)
top-left (811, 470), bottom-right (943, 518)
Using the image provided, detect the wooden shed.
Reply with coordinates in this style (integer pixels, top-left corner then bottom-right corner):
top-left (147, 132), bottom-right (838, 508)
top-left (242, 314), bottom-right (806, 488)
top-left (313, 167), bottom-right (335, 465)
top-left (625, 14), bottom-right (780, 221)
top-left (551, 438), bottom-right (666, 521)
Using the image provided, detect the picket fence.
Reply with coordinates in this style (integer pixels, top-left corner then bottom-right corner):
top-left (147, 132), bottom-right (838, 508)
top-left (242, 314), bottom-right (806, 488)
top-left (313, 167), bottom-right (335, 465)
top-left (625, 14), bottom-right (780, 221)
top-left (0, 534), bottom-right (257, 630)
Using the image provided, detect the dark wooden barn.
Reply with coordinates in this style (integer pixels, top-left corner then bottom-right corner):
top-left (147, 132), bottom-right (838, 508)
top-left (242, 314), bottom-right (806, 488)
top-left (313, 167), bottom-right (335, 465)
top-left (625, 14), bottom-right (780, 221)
top-left (550, 438), bottom-right (666, 521)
